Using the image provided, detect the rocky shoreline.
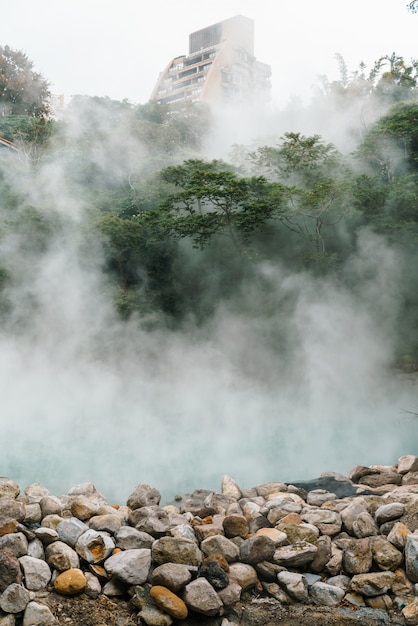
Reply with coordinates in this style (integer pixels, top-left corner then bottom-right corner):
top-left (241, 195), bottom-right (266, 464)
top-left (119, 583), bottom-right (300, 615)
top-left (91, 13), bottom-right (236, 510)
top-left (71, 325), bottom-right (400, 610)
top-left (3, 457), bottom-right (418, 625)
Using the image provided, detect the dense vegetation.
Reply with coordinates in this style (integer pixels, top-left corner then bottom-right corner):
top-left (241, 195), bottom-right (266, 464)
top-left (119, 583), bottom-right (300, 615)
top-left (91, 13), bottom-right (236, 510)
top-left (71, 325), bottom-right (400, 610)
top-left (1, 47), bottom-right (418, 362)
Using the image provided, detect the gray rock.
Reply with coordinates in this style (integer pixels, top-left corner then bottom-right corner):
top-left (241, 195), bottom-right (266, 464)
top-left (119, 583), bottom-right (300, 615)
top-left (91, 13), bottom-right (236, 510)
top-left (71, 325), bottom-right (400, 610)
top-left (301, 508), bottom-right (341, 527)
top-left (398, 455), bottom-right (418, 474)
top-left (228, 563), bottom-right (258, 590)
top-left (27, 538), bottom-right (45, 560)
top-left (152, 537), bottom-right (202, 566)
top-left (375, 502), bottom-right (406, 525)
top-left (66, 483), bottom-right (107, 507)
top-left (327, 574), bottom-right (352, 590)
top-left (0, 532), bottom-right (28, 557)
top-left (84, 571), bottom-right (102, 599)
top-left (341, 501), bottom-right (368, 534)
top-left (405, 533), bottom-right (418, 582)
top-left (352, 511), bottom-right (379, 538)
top-left (56, 517), bottom-right (89, 547)
top-left (221, 476), bottom-right (243, 500)
top-left (307, 490), bottom-right (337, 506)
top-left (19, 555), bottom-right (51, 590)
top-left (0, 500), bottom-right (25, 524)
top-left (342, 538), bottom-right (373, 574)
top-left (310, 581), bottom-right (345, 606)
top-left (114, 525), bottom-right (155, 550)
top-left (0, 547), bottom-right (22, 591)
top-left (75, 528), bottom-right (115, 563)
top-left (151, 563), bottom-right (192, 592)
top-left (129, 505), bottom-right (171, 536)
top-left (127, 484), bottom-right (161, 510)
top-left (217, 579), bottom-right (242, 607)
top-left (45, 541), bottom-right (80, 571)
top-left (39, 496), bottom-right (62, 517)
top-left (372, 535), bottom-right (403, 571)
top-left (22, 601), bottom-right (57, 625)
top-left (88, 513), bottom-right (122, 533)
top-left (274, 541), bottom-right (318, 567)
top-left (200, 535), bottom-right (240, 562)
top-left (310, 535), bottom-right (332, 573)
top-left (0, 583), bottom-right (30, 613)
top-left (168, 523), bottom-right (197, 542)
top-left (0, 480), bottom-right (20, 499)
top-left (34, 527), bottom-right (59, 545)
top-left (23, 503), bottom-right (42, 525)
top-left (239, 535), bottom-right (275, 564)
top-left (24, 483), bottom-right (50, 503)
top-left (183, 578), bottom-right (223, 616)
top-left (277, 571), bottom-right (309, 602)
top-left (350, 571), bottom-right (395, 597)
top-left (104, 548), bottom-right (151, 584)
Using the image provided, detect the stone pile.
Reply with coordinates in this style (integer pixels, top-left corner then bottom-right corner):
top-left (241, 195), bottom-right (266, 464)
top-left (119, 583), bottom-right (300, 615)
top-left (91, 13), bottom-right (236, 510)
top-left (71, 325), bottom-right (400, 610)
top-left (3, 456), bottom-right (418, 625)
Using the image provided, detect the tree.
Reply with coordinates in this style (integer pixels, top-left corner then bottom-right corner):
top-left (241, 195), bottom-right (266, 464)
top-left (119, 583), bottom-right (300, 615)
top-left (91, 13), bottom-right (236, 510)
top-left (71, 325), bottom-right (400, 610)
top-left (156, 159), bottom-right (282, 254)
top-left (0, 46), bottom-right (50, 117)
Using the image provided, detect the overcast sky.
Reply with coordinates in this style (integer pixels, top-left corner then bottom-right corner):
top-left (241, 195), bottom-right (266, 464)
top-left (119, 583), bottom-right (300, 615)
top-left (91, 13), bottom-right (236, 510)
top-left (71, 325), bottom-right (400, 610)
top-left (2, 0), bottom-right (417, 108)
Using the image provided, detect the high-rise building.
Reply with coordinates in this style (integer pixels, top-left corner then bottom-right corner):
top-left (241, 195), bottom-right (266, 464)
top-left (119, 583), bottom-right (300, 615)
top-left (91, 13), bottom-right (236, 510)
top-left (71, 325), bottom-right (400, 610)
top-left (150, 15), bottom-right (271, 106)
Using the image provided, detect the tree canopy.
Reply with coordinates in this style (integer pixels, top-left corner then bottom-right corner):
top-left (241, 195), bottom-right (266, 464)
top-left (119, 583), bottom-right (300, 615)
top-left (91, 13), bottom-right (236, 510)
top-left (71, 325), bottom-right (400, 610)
top-left (0, 46), bottom-right (50, 117)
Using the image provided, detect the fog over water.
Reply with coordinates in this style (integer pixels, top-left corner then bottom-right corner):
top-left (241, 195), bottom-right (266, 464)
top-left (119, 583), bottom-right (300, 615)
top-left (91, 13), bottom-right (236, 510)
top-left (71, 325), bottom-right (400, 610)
top-left (1, 97), bottom-right (418, 506)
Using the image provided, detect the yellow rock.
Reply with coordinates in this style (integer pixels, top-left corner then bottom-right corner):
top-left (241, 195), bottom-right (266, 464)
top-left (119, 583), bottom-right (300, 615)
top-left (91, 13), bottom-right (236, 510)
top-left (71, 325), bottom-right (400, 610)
top-left (54, 568), bottom-right (87, 595)
top-left (150, 585), bottom-right (188, 619)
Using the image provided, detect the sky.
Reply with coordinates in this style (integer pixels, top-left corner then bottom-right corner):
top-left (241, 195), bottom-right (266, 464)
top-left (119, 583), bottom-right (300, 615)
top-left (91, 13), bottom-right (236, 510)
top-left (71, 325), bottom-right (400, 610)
top-left (2, 0), bottom-right (417, 109)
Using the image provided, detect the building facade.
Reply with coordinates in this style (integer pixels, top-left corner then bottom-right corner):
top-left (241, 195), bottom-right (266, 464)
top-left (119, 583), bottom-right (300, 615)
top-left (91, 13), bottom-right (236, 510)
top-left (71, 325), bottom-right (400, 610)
top-left (150, 15), bottom-right (271, 106)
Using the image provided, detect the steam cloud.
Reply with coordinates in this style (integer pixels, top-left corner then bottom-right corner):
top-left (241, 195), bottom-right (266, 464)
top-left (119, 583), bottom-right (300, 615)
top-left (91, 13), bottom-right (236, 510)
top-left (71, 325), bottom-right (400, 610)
top-left (1, 100), bottom-right (417, 505)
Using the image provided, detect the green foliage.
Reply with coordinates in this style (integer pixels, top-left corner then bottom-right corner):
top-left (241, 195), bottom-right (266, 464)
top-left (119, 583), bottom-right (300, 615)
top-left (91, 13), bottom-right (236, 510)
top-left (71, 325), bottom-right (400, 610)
top-left (0, 46), bottom-right (50, 117)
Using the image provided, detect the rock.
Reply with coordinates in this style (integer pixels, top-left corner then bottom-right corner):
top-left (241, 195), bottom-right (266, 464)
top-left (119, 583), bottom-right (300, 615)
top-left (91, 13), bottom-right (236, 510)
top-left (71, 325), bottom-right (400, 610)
top-left (114, 525), bottom-right (155, 550)
top-left (387, 522), bottom-right (410, 550)
top-left (56, 517), bottom-right (89, 547)
top-left (273, 541), bottom-right (317, 567)
top-left (45, 541), bottom-right (80, 571)
top-left (84, 571), bottom-right (102, 599)
top-left (150, 585), bottom-right (188, 619)
top-left (102, 577), bottom-right (127, 596)
top-left (222, 514), bottom-right (249, 538)
top-left (0, 480), bottom-right (20, 499)
top-left (23, 601), bottom-right (57, 625)
top-left (75, 528), bottom-right (115, 563)
top-left (200, 535), bottom-right (239, 562)
top-left (398, 455), bottom-right (418, 474)
top-left (307, 489), bottom-right (337, 506)
top-left (88, 513), bottom-right (122, 534)
top-left (342, 538), bottom-right (373, 574)
top-left (23, 503), bottom-right (42, 525)
top-left (392, 567), bottom-right (415, 599)
top-left (350, 571), bottom-right (395, 597)
top-left (254, 527), bottom-right (287, 546)
top-left (0, 583), bottom-right (30, 613)
top-left (371, 535), bottom-right (404, 571)
top-left (405, 533), bottom-right (418, 582)
top-left (365, 594), bottom-right (393, 610)
top-left (127, 484), bottom-right (161, 510)
top-left (310, 581), bottom-right (345, 606)
top-left (152, 537), bottom-right (202, 566)
top-left (0, 532), bottom-right (28, 557)
top-left (151, 563), bottom-right (192, 592)
top-left (228, 563), bottom-right (258, 590)
top-left (301, 508), bottom-right (341, 527)
top-left (221, 476), bottom-right (242, 500)
top-left (239, 535), bottom-right (275, 564)
top-left (27, 538), bottom-right (44, 560)
top-left (67, 483), bottom-right (107, 507)
top-left (104, 548), bottom-right (151, 584)
top-left (352, 511), bottom-right (379, 538)
top-left (19, 555), bottom-right (51, 590)
top-left (375, 502), bottom-right (405, 525)
top-left (198, 559), bottom-right (229, 589)
top-left (24, 483), bottom-right (50, 503)
top-left (0, 517), bottom-right (18, 538)
top-left (183, 578), bottom-right (223, 616)
top-left (310, 535), bottom-right (332, 573)
top-left (53, 568), bottom-right (87, 595)
top-left (70, 495), bottom-right (98, 521)
top-left (280, 522), bottom-right (319, 544)
top-left (129, 505), bottom-right (171, 536)
top-left (277, 571), bottom-right (309, 603)
top-left (39, 496), bottom-right (62, 517)
top-left (341, 501), bottom-right (368, 534)
top-left (0, 547), bottom-right (22, 591)
top-left (403, 600), bottom-right (418, 625)
top-left (358, 472), bottom-right (402, 488)
top-left (217, 579), bottom-right (242, 607)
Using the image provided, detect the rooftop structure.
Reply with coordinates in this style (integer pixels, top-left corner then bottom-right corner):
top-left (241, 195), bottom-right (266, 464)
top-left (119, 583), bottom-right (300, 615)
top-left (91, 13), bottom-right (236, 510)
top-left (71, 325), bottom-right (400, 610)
top-left (150, 15), bottom-right (271, 107)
